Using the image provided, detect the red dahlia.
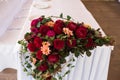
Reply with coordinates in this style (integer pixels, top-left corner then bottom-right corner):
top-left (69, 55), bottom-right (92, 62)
top-left (36, 50), bottom-right (43, 60)
top-left (27, 43), bottom-right (36, 52)
top-left (48, 54), bottom-right (59, 63)
top-left (54, 20), bottom-right (64, 34)
top-left (85, 38), bottom-right (95, 48)
top-left (75, 26), bottom-right (87, 39)
top-left (67, 22), bottom-right (77, 31)
top-left (53, 39), bottom-right (65, 50)
top-left (37, 63), bottom-right (48, 72)
top-left (31, 19), bottom-right (39, 27)
top-left (66, 39), bottom-right (76, 48)
top-left (39, 25), bottom-right (50, 36)
top-left (34, 37), bottom-right (42, 48)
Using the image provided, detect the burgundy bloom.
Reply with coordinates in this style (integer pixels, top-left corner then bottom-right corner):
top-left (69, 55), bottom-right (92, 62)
top-left (38, 17), bottom-right (43, 21)
top-left (48, 54), bottom-right (59, 63)
top-left (31, 19), bottom-right (39, 27)
top-left (54, 20), bottom-right (64, 34)
top-left (39, 25), bottom-right (50, 36)
top-left (36, 50), bottom-right (43, 60)
top-left (75, 26), bottom-right (87, 38)
top-left (31, 27), bottom-right (39, 34)
top-left (37, 63), bottom-right (48, 72)
top-left (66, 39), bottom-right (76, 48)
top-left (47, 30), bottom-right (55, 37)
top-left (86, 38), bottom-right (95, 48)
top-left (34, 37), bottom-right (42, 48)
top-left (54, 39), bottom-right (65, 50)
top-left (67, 22), bottom-right (77, 31)
top-left (27, 43), bottom-right (36, 52)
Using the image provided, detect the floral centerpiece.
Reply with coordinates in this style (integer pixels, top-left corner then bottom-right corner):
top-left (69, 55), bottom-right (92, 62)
top-left (18, 14), bottom-right (114, 80)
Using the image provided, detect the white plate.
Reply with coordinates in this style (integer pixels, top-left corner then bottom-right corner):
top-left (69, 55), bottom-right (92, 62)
top-left (33, 3), bottom-right (50, 9)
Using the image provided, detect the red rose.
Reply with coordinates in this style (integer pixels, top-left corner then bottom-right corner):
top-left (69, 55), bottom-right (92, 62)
top-left (27, 43), bottom-right (36, 52)
top-left (75, 26), bottom-right (87, 38)
top-left (48, 54), bottom-right (59, 63)
top-left (54, 20), bottom-right (64, 34)
top-left (34, 37), bottom-right (42, 48)
top-left (31, 19), bottom-right (39, 27)
top-left (37, 63), bottom-right (48, 72)
top-left (36, 50), bottom-right (43, 60)
top-left (67, 22), bottom-right (77, 31)
top-left (39, 25), bottom-right (50, 36)
top-left (54, 39), bottom-right (65, 50)
top-left (47, 30), bottom-right (55, 37)
top-left (86, 38), bottom-right (95, 48)
top-left (66, 39), bottom-right (76, 48)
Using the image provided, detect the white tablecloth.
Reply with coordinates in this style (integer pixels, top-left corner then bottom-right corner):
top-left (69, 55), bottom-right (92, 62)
top-left (0, 0), bottom-right (28, 37)
top-left (17, 0), bottom-right (113, 80)
top-left (0, 0), bottom-right (33, 71)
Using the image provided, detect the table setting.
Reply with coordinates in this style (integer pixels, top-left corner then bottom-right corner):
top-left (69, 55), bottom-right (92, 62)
top-left (0, 0), bottom-right (114, 80)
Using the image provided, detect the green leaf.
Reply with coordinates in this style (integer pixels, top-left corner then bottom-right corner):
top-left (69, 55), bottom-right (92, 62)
top-left (26, 63), bottom-right (32, 68)
top-left (58, 76), bottom-right (62, 80)
top-left (37, 22), bottom-right (41, 28)
top-left (44, 35), bottom-right (49, 40)
top-left (67, 64), bottom-right (71, 67)
top-left (25, 56), bottom-right (29, 59)
top-left (63, 70), bottom-right (70, 77)
top-left (35, 62), bottom-right (41, 67)
top-left (54, 64), bottom-right (58, 69)
top-left (67, 15), bottom-right (71, 20)
top-left (52, 77), bottom-right (57, 80)
top-left (23, 68), bottom-right (27, 72)
top-left (86, 51), bottom-right (91, 57)
top-left (60, 13), bottom-right (63, 18)
top-left (42, 18), bottom-right (47, 24)
top-left (75, 52), bottom-right (79, 57)
top-left (50, 37), bottom-right (55, 41)
top-left (47, 17), bottom-right (51, 22)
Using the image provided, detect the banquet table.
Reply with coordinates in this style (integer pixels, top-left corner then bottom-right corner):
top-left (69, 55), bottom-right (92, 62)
top-left (0, 0), bottom-right (113, 80)
top-left (17, 0), bottom-right (114, 80)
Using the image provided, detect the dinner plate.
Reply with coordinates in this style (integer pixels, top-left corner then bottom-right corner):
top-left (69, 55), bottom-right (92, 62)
top-left (33, 3), bottom-right (50, 9)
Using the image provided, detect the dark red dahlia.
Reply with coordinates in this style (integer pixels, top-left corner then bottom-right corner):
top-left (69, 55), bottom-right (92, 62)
top-left (53, 39), bottom-right (65, 50)
top-left (37, 63), bottom-right (48, 72)
top-left (66, 39), bottom-right (76, 48)
top-left (85, 38), bottom-right (95, 48)
top-left (47, 30), bottom-right (55, 37)
top-left (39, 25), bottom-right (50, 36)
top-left (75, 26), bottom-right (87, 39)
top-left (48, 54), bottom-right (59, 63)
top-left (67, 22), bottom-right (77, 31)
top-left (54, 20), bottom-right (64, 34)
top-left (31, 19), bottom-right (39, 27)
top-left (34, 37), bottom-right (42, 48)
top-left (27, 43), bottom-right (36, 52)
top-left (36, 50), bottom-right (43, 60)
